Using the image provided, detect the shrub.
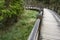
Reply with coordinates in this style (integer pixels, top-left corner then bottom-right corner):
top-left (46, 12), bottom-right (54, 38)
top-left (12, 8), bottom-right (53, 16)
top-left (0, 0), bottom-right (24, 27)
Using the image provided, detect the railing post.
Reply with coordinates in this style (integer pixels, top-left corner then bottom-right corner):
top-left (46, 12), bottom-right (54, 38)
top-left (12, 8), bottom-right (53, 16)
top-left (37, 11), bottom-right (43, 40)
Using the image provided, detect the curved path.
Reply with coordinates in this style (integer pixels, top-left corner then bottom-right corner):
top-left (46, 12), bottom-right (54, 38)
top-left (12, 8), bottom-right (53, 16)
top-left (40, 8), bottom-right (60, 40)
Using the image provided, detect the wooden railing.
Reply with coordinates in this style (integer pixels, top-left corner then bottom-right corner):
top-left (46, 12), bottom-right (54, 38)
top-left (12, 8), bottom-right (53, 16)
top-left (25, 7), bottom-right (40, 11)
top-left (25, 7), bottom-right (43, 40)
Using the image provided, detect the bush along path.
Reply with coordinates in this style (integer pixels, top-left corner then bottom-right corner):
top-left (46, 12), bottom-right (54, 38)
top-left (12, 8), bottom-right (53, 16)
top-left (0, 0), bottom-right (24, 28)
top-left (0, 10), bottom-right (38, 40)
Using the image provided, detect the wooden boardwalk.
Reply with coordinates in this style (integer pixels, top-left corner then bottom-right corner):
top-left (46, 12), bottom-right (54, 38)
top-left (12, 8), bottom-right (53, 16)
top-left (40, 8), bottom-right (60, 40)
top-left (26, 7), bottom-right (60, 40)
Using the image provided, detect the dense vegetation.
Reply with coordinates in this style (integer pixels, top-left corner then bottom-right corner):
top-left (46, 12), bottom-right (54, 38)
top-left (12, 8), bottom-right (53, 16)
top-left (0, 10), bottom-right (38, 40)
top-left (0, 0), bottom-right (39, 40)
top-left (37, 0), bottom-right (60, 15)
top-left (25, 0), bottom-right (60, 15)
top-left (0, 0), bottom-right (24, 27)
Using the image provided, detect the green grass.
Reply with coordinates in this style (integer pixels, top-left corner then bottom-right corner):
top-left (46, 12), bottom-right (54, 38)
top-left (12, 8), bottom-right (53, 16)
top-left (0, 10), bottom-right (38, 40)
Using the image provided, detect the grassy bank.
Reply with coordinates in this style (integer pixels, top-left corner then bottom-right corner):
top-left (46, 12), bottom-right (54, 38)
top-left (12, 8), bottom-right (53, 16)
top-left (0, 10), bottom-right (38, 40)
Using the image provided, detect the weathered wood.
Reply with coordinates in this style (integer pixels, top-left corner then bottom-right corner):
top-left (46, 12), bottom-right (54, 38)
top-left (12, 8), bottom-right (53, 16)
top-left (28, 19), bottom-right (40, 40)
top-left (26, 7), bottom-right (43, 40)
top-left (41, 8), bottom-right (60, 40)
top-left (25, 7), bottom-right (40, 11)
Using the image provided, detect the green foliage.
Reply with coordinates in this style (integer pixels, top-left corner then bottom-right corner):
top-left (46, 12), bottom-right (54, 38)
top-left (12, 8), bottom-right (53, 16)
top-left (0, 16), bottom-right (3, 21)
top-left (0, 0), bottom-right (24, 27)
top-left (0, 10), bottom-right (38, 40)
top-left (35, 0), bottom-right (60, 14)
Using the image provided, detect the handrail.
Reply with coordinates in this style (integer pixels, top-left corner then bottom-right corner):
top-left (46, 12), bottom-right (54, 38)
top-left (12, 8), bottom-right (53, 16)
top-left (25, 7), bottom-right (40, 11)
top-left (28, 19), bottom-right (40, 40)
top-left (26, 7), bottom-right (43, 40)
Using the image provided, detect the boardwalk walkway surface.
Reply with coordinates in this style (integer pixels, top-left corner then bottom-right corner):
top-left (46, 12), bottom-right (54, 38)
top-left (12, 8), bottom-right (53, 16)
top-left (40, 8), bottom-right (60, 40)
